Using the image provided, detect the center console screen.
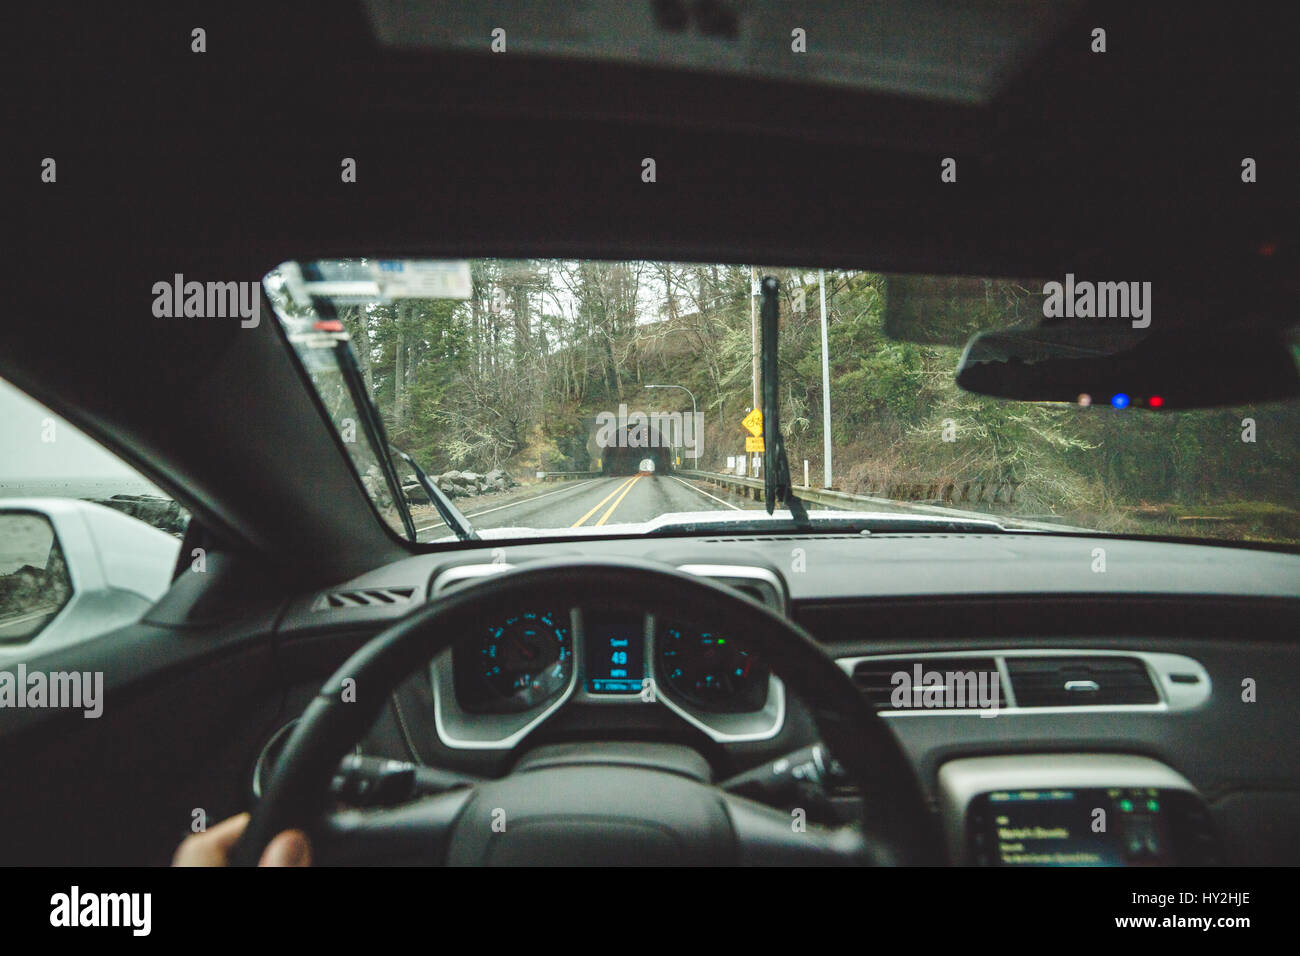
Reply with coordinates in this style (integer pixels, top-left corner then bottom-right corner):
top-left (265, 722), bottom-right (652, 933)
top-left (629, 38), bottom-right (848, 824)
top-left (967, 788), bottom-right (1214, 866)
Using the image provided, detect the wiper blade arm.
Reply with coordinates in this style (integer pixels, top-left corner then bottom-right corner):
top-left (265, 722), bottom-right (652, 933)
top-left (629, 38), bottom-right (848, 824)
top-left (392, 448), bottom-right (479, 542)
top-left (759, 275), bottom-right (811, 528)
top-left (641, 511), bottom-right (1009, 536)
top-left (332, 340), bottom-right (420, 543)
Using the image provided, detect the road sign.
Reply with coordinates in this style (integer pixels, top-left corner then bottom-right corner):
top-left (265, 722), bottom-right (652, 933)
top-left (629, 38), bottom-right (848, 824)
top-left (745, 436), bottom-right (765, 452)
top-left (741, 408), bottom-right (764, 437)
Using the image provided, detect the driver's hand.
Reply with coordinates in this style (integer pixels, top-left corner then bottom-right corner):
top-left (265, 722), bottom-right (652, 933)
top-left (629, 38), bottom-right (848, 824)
top-left (172, 812), bottom-right (312, 867)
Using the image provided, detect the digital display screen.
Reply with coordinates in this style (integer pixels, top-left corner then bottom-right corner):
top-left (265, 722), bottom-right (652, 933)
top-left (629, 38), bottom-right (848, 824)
top-left (583, 608), bottom-right (646, 695)
top-left (970, 788), bottom-right (1177, 866)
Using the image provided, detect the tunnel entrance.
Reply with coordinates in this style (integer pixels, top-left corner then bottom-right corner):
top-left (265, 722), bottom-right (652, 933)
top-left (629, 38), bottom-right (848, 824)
top-left (586, 410), bottom-right (691, 477)
top-left (600, 442), bottom-right (672, 476)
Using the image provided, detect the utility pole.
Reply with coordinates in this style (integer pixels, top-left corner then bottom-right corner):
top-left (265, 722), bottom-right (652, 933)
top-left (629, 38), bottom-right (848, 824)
top-left (819, 268), bottom-right (832, 488)
top-left (750, 266), bottom-right (760, 411)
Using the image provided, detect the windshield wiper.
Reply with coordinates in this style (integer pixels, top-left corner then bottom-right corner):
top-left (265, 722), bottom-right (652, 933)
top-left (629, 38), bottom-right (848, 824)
top-left (391, 447), bottom-right (479, 542)
top-left (759, 275), bottom-right (811, 528)
top-left (331, 340), bottom-right (422, 542)
top-left (291, 291), bottom-right (477, 544)
top-left (641, 511), bottom-right (1009, 536)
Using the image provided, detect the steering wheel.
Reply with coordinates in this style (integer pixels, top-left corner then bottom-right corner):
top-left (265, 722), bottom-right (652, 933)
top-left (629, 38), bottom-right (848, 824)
top-left (233, 559), bottom-right (942, 865)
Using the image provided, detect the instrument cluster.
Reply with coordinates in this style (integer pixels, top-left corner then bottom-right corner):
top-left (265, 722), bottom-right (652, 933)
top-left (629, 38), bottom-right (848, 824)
top-left (453, 605), bottom-right (771, 714)
top-left (436, 600), bottom-right (784, 749)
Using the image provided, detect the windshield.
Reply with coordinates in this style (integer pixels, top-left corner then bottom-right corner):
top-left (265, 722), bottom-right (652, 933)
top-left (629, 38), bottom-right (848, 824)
top-left (263, 259), bottom-right (1299, 546)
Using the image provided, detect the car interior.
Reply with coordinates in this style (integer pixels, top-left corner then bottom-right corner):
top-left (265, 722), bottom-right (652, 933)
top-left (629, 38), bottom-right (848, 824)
top-left (4, 0), bottom-right (1298, 869)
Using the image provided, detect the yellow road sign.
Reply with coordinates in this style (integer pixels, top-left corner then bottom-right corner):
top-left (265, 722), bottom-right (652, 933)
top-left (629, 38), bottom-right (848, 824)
top-left (745, 436), bottom-right (765, 452)
top-left (742, 408), bottom-right (764, 437)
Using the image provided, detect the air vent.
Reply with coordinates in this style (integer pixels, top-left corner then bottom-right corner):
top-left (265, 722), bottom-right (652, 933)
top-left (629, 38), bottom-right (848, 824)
top-left (851, 657), bottom-right (1003, 711)
top-left (1005, 656), bottom-right (1158, 707)
top-left (312, 586), bottom-right (417, 611)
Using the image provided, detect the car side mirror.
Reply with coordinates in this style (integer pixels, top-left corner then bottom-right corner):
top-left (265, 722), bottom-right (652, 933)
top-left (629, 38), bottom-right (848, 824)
top-left (0, 500), bottom-right (179, 655)
top-left (0, 511), bottom-right (73, 645)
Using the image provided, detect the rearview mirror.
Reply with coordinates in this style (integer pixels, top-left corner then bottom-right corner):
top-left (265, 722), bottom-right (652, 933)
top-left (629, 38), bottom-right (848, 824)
top-left (955, 325), bottom-right (1300, 409)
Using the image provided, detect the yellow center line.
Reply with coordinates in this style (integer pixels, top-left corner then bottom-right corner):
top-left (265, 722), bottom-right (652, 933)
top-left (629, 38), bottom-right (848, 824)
top-left (595, 474), bottom-right (643, 526)
top-left (571, 476), bottom-right (636, 527)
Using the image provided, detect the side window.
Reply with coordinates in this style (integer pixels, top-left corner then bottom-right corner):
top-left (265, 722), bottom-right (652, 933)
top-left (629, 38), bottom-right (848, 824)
top-left (0, 377), bottom-right (185, 657)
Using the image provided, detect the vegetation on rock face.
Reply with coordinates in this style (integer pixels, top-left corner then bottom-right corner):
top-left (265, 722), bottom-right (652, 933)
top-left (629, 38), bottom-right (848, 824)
top-left (328, 259), bottom-right (1296, 542)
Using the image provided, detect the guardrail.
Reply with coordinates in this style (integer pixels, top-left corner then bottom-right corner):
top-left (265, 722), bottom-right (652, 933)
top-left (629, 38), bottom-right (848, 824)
top-left (676, 468), bottom-right (767, 501)
top-left (674, 469), bottom-right (1093, 533)
top-left (677, 468), bottom-right (881, 510)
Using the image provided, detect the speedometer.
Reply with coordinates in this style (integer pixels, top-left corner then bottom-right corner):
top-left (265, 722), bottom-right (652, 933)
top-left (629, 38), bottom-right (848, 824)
top-left (657, 624), bottom-right (769, 713)
top-left (460, 611), bottom-right (573, 712)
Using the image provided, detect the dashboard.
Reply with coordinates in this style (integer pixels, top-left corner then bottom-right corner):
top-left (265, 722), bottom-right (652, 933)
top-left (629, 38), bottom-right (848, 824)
top-left (268, 532), bottom-right (1300, 865)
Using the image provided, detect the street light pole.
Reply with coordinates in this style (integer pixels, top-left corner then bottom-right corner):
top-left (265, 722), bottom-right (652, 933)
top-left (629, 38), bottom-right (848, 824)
top-left (819, 268), bottom-right (832, 488)
top-left (644, 384), bottom-right (698, 464)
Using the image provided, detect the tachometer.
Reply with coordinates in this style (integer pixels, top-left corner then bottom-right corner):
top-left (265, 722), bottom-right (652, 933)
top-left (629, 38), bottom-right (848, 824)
top-left (657, 624), bottom-right (769, 713)
top-left (460, 611), bottom-right (573, 712)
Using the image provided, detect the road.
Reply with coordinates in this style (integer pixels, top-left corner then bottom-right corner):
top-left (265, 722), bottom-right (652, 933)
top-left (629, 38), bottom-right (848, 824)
top-left (418, 474), bottom-right (762, 539)
top-left (0, 604), bottom-right (61, 642)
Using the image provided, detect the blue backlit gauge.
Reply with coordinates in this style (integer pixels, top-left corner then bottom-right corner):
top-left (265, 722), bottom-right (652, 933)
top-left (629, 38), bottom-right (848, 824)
top-left (658, 625), bottom-right (769, 713)
top-left (479, 611), bottom-right (572, 708)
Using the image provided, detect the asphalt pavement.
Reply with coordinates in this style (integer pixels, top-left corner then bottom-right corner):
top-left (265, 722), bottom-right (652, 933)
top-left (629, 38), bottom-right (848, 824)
top-left (419, 473), bottom-right (762, 539)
